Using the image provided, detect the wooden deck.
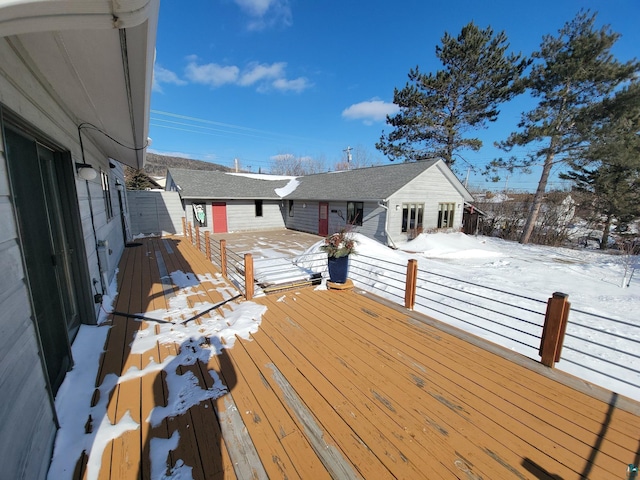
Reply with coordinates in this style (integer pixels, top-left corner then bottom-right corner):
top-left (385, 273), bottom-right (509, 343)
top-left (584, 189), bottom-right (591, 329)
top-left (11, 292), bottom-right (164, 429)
top-left (78, 236), bottom-right (640, 479)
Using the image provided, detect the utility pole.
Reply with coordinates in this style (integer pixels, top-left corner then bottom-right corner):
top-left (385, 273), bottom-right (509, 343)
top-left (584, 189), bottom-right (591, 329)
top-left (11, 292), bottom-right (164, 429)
top-left (234, 158), bottom-right (239, 173)
top-left (464, 167), bottom-right (471, 188)
top-left (343, 146), bottom-right (352, 169)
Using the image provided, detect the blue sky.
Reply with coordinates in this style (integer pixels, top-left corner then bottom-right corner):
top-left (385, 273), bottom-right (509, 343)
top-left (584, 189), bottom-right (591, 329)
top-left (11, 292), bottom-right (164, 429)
top-left (149, 0), bottom-right (639, 192)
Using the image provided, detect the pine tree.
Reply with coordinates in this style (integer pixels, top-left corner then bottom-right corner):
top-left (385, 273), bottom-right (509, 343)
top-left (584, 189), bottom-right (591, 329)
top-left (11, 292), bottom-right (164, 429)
top-left (491, 11), bottom-right (639, 244)
top-left (376, 22), bottom-right (528, 169)
top-left (560, 82), bottom-right (640, 248)
top-left (125, 167), bottom-right (157, 190)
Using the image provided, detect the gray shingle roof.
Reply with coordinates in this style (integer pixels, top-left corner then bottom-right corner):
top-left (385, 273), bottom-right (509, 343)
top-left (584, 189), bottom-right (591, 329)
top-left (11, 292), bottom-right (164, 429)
top-left (167, 169), bottom-right (290, 199)
top-left (168, 159), bottom-right (449, 201)
top-left (286, 160), bottom-right (439, 201)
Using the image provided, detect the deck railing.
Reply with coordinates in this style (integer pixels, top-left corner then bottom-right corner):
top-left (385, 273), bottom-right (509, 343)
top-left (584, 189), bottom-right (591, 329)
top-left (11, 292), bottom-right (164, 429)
top-left (183, 222), bottom-right (639, 398)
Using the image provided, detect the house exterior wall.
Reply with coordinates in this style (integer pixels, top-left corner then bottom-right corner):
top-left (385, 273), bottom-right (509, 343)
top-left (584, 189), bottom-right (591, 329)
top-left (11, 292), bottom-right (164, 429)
top-left (0, 36), bottom-right (127, 479)
top-left (386, 163), bottom-right (466, 244)
top-left (284, 200), bottom-right (386, 242)
top-left (182, 199), bottom-right (286, 233)
top-left (226, 200), bottom-right (286, 231)
top-left (129, 190), bottom-right (184, 236)
top-left (284, 200), bottom-right (320, 234)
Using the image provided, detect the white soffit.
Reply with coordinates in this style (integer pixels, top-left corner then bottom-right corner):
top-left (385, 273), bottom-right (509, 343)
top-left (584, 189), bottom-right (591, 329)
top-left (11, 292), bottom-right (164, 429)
top-left (0, 0), bottom-right (159, 169)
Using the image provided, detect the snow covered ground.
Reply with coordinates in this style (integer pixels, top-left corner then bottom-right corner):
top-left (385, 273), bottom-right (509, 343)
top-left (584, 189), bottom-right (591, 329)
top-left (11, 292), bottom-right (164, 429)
top-left (49, 231), bottom-right (639, 479)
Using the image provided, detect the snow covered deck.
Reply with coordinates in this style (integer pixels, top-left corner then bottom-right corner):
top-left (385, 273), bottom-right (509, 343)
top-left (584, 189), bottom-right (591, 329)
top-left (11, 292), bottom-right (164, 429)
top-left (67, 236), bottom-right (640, 479)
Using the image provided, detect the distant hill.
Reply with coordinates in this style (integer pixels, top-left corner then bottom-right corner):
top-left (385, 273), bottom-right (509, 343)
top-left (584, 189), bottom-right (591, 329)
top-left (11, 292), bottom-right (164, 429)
top-left (143, 152), bottom-right (231, 177)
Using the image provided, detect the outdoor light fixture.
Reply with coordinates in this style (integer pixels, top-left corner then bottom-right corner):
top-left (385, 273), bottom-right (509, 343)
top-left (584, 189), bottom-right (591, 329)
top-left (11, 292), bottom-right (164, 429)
top-left (75, 162), bottom-right (98, 181)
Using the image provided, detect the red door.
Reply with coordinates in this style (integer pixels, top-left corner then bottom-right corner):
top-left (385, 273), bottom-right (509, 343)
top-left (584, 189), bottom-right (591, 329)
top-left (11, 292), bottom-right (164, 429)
top-left (319, 202), bottom-right (329, 236)
top-left (212, 202), bottom-right (228, 233)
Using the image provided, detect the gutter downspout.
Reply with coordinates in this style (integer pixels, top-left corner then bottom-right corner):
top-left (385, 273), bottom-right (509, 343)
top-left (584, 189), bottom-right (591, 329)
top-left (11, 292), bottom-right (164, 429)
top-left (378, 199), bottom-right (397, 249)
top-left (118, 27), bottom-right (143, 169)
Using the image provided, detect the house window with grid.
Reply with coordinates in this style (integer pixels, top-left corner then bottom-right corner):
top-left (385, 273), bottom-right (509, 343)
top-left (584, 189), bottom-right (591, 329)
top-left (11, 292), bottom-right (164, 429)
top-left (347, 201), bottom-right (363, 226)
top-left (437, 202), bottom-right (455, 228)
top-left (288, 200), bottom-right (294, 217)
top-left (401, 203), bottom-right (424, 233)
top-left (101, 170), bottom-right (113, 220)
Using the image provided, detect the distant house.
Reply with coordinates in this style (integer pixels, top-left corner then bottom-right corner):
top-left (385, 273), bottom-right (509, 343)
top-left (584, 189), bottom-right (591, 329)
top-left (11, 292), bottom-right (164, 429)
top-left (167, 159), bottom-right (474, 245)
top-left (0, 1), bottom-right (159, 478)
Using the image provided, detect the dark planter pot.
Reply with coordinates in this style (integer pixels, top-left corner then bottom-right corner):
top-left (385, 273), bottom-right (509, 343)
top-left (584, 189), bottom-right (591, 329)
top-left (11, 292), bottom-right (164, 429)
top-left (327, 255), bottom-right (349, 284)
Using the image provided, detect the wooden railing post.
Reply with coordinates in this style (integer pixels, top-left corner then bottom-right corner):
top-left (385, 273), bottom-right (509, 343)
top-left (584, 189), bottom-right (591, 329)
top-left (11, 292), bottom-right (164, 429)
top-left (195, 225), bottom-right (200, 250)
top-left (182, 217), bottom-right (187, 237)
top-left (244, 253), bottom-right (254, 300)
top-left (539, 292), bottom-right (570, 367)
top-left (205, 231), bottom-right (211, 261)
top-left (187, 221), bottom-right (193, 243)
top-left (404, 259), bottom-right (418, 310)
top-left (220, 239), bottom-right (227, 277)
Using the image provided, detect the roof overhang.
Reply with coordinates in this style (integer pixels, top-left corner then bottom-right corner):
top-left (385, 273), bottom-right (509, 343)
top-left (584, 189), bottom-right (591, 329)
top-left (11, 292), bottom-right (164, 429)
top-left (0, 0), bottom-right (160, 169)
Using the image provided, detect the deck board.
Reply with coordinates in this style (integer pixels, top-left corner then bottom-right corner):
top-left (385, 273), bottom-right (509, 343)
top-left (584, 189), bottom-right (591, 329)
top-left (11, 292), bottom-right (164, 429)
top-left (307, 293), bottom-right (602, 474)
top-left (254, 299), bottom-right (447, 478)
top-left (76, 236), bottom-right (640, 480)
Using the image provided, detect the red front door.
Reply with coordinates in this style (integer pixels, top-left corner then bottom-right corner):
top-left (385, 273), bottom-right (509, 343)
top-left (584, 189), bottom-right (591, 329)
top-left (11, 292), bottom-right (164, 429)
top-left (319, 202), bottom-right (329, 236)
top-left (212, 202), bottom-right (228, 233)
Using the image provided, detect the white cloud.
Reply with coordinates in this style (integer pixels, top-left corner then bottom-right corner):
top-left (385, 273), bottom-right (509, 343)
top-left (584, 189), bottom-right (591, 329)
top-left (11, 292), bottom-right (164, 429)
top-left (270, 153), bottom-right (294, 162)
top-left (185, 58), bottom-right (239, 87)
top-left (342, 99), bottom-right (400, 125)
top-left (233, 0), bottom-right (292, 30)
top-left (153, 65), bottom-right (186, 93)
top-left (234, 0), bottom-right (273, 16)
top-left (272, 76), bottom-right (311, 93)
top-left (239, 62), bottom-right (286, 86)
top-left (183, 57), bottom-right (310, 94)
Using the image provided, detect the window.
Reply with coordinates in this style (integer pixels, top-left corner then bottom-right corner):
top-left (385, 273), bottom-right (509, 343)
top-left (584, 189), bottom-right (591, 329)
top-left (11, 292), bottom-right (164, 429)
top-left (255, 200), bottom-right (263, 217)
top-left (347, 201), bottom-right (363, 226)
top-left (401, 203), bottom-right (424, 233)
top-left (437, 202), bottom-right (455, 228)
top-left (288, 200), bottom-right (294, 217)
top-left (101, 170), bottom-right (113, 220)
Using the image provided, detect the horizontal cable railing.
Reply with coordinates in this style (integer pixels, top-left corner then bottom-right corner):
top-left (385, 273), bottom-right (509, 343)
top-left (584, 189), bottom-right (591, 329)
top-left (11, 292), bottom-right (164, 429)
top-left (210, 238), bottom-right (222, 270)
top-left (225, 249), bottom-right (246, 295)
top-left (413, 268), bottom-right (547, 359)
top-left (182, 228), bottom-right (639, 400)
top-left (559, 307), bottom-right (640, 396)
top-left (349, 254), bottom-right (408, 304)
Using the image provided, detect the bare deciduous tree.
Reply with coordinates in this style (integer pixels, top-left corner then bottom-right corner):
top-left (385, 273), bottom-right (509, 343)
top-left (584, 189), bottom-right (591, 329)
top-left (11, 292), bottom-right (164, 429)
top-left (269, 153), bottom-right (326, 176)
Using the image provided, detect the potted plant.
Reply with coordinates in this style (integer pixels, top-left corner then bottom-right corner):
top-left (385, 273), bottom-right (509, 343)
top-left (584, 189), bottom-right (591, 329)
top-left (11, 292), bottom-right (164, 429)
top-left (320, 228), bottom-right (357, 284)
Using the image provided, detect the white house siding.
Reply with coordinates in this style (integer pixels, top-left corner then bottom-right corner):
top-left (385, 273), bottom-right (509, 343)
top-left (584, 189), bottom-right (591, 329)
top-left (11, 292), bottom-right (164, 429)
top-left (386, 164), bottom-right (466, 244)
top-left (181, 199), bottom-right (286, 233)
top-left (129, 190), bottom-right (184, 236)
top-left (345, 201), bottom-right (387, 243)
top-left (225, 200), bottom-right (286, 231)
top-left (0, 36), bottom-right (128, 479)
top-left (77, 163), bottom-right (129, 291)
